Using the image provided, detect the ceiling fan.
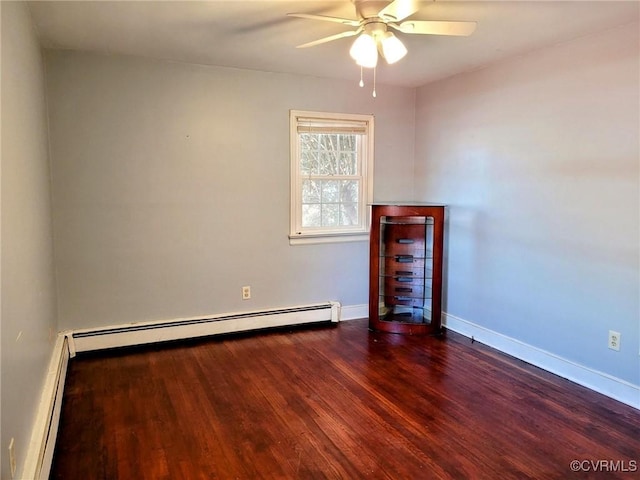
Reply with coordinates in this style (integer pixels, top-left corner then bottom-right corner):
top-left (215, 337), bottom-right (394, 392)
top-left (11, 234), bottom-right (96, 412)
top-left (288, 0), bottom-right (477, 68)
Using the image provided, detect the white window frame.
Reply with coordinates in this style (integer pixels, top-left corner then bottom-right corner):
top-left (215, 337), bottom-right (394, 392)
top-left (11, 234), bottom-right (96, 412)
top-left (289, 110), bottom-right (374, 245)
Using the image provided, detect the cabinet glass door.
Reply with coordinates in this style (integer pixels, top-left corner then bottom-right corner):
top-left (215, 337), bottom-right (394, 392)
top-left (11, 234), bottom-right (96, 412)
top-left (378, 215), bottom-right (434, 325)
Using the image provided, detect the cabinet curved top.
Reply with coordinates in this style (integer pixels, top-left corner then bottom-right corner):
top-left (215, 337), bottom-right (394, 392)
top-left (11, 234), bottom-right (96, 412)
top-left (370, 201), bottom-right (446, 207)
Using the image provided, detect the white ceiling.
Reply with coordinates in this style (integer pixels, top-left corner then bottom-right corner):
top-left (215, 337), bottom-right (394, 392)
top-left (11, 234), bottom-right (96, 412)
top-left (27, 0), bottom-right (640, 88)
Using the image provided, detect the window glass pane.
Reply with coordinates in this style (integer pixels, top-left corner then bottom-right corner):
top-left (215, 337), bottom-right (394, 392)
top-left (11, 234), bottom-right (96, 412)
top-left (321, 204), bottom-right (339, 226)
top-left (301, 151), bottom-right (318, 175)
top-left (339, 203), bottom-right (359, 226)
top-left (339, 134), bottom-right (355, 151)
top-left (302, 180), bottom-right (320, 203)
top-left (321, 180), bottom-right (340, 203)
top-left (340, 180), bottom-right (359, 203)
top-left (320, 134), bottom-right (338, 151)
top-left (300, 133), bottom-right (318, 150)
top-left (338, 152), bottom-right (357, 175)
top-left (302, 204), bottom-right (321, 227)
top-left (318, 151), bottom-right (334, 175)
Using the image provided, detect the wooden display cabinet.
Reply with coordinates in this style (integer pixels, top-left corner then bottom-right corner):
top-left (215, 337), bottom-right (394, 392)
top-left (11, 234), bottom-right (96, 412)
top-left (369, 203), bottom-right (445, 335)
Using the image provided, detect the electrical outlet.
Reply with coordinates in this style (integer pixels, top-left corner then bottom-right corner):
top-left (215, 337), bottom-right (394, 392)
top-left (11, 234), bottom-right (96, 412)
top-left (242, 286), bottom-right (251, 300)
top-left (9, 437), bottom-right (16, 478)
top-left (608, 330), bottom-right (621, 351)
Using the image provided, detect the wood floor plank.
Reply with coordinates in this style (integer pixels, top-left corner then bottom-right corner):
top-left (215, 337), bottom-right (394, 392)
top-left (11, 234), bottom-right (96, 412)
top-left (50, 320), bottom-right (640, 479)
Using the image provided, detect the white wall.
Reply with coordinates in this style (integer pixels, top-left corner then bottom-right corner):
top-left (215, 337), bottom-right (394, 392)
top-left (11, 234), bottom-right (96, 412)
top-left (414, 22), bottom-right (639, 387)
top-left (45, 50), bottom-right (416, 331)
top-left (1, 2), bottom-right (58, 479)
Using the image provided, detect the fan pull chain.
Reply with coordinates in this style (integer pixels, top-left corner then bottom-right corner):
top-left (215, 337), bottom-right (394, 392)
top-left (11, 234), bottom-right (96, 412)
top-left (359, 66), bottom-right (364, 87)
top-left (372, 66), bottom-right (377, 98)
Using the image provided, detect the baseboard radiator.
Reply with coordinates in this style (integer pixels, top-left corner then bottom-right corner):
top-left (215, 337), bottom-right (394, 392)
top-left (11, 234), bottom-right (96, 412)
top-left (67, 301), bottom-right (341, 355)
top-left (21, 302), bottom-right (339, 479)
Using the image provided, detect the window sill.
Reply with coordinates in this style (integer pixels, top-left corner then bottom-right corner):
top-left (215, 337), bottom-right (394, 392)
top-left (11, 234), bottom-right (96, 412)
top-left (289, 232), bottom-right (369, 245)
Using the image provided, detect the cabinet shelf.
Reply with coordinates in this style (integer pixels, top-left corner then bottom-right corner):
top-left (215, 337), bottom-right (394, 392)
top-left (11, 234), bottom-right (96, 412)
top-left (369, 204), bottom-right (445, 335)
top-left (380, 218), bottom-right (435, 226)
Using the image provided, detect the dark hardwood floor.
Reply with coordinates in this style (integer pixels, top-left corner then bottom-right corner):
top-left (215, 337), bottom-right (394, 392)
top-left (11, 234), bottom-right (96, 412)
top-left (51, 319), bottom-right (639, 479)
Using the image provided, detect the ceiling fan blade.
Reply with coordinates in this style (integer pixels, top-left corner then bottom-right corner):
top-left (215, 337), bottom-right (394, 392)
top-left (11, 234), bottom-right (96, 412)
top-left (287, 13), bottom-right (360, 27)
top-left (296, 29), bottom-right (360, 49)
top-left (392, 20), bottom-right (477, 36)
top-left (378, 0), bottom-right (419, 22)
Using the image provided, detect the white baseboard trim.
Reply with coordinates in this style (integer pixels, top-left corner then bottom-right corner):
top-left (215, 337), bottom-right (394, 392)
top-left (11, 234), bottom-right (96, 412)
top-left (339, 303), bottom-right (368, 321)
top-left (443, 312), bottom-right (640, 409)
top-left (21, 335), bottom-right (70, 480)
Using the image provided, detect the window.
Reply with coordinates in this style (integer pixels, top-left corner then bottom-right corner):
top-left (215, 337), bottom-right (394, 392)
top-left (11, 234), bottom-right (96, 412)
top-left (290, 110), bottom-right (374, 244)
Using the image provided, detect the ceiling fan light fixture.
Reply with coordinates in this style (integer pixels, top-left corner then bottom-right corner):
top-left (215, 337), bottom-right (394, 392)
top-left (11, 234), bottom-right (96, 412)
top-left (349, 33), bottom-right (378, 68)
top-left (380, 32), bottom-right (407, 64)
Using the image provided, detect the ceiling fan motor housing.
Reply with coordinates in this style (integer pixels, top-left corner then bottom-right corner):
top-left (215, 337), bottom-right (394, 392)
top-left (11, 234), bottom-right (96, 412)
top-left (354, 0), bottom-right (399, 21)
top-left (363, 20), bottom-right (389, 37)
